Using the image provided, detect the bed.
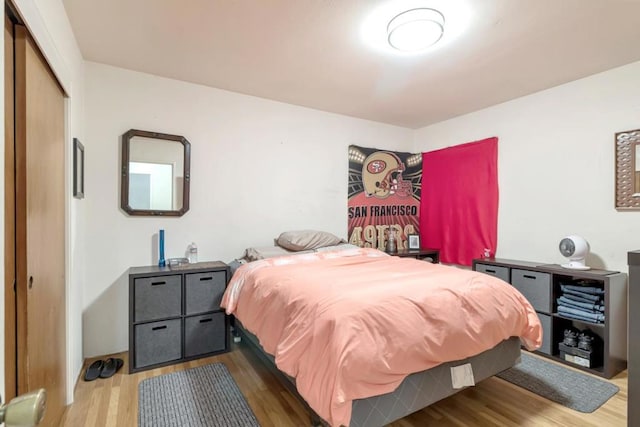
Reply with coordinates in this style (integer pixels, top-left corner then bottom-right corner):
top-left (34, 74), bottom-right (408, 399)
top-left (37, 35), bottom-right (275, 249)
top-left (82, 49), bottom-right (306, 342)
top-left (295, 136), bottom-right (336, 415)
top-left (222, 245), bottom-right (542, 427)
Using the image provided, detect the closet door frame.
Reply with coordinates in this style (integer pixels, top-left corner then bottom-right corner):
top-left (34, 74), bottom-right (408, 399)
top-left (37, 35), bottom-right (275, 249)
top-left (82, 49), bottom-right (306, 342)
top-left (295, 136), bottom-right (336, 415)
top-left (4, 6), bottom-right (68, 425)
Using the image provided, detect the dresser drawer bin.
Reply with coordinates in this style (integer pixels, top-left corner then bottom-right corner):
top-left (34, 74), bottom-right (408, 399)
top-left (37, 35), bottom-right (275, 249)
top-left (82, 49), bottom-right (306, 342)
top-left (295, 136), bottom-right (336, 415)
top-left (475, 263), bottom-right (510, 282)
top-left (511, 269), bottom-right (552, 313)
top-left (538, 313), bottom-right (552, 355)
top-left (134, 319), bottom-right (182, 368)
top-left (185, 271), bottom-right (227, 315)
top-left (133, 274), bottom-right (182, 322)
top-left (184, 312), bottom-right (226, 357)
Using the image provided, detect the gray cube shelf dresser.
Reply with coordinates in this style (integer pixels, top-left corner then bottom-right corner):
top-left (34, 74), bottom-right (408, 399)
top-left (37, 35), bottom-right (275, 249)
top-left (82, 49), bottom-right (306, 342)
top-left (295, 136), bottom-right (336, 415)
top-left (128, 261), bottom-right (230, 373)
top-left (472, 258), bottom-right (627, 379)
top-left (628, 250), bottom-right (640, 426)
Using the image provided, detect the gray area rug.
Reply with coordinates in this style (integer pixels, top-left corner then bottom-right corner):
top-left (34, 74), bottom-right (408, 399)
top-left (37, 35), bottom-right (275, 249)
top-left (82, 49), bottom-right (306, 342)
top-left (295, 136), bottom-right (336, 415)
top-left (496, 352), bottom-right (619, 413)
top-left (139, 363), bottom-right (260, 427)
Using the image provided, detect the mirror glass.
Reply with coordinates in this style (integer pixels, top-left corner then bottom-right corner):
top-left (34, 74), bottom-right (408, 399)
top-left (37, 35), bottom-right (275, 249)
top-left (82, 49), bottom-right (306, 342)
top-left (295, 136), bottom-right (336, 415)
top-left (121, 130), bottom-right (190, 216)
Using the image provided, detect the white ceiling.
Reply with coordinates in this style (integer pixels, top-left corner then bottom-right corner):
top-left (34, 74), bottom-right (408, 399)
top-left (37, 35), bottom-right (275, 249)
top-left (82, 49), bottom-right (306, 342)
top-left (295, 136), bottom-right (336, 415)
top-left (61, 0), bottom-right (640, 129)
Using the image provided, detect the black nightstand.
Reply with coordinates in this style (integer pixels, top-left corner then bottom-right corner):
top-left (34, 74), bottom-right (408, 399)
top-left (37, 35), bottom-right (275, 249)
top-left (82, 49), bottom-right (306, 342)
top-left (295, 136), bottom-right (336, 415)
top-left (389, 248), bottom-right (440, 263)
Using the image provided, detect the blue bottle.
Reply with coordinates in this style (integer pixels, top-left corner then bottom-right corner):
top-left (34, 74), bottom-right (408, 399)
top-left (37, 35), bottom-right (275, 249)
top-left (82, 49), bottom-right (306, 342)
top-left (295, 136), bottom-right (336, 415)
top-left (158, 229), bottom-right (166, 267)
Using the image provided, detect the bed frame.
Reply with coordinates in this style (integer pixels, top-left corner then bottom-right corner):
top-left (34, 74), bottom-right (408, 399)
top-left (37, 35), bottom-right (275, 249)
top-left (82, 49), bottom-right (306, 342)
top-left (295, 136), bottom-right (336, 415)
top-left (235, 321), bottom-right (522, 427)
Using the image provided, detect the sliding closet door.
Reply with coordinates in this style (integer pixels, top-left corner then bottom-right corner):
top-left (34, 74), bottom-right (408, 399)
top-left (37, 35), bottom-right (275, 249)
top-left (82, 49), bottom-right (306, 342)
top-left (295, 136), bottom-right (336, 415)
top-left (4, 13), bottom-right (16, 402)
top-left (14, 24), bottom-right (66, 426)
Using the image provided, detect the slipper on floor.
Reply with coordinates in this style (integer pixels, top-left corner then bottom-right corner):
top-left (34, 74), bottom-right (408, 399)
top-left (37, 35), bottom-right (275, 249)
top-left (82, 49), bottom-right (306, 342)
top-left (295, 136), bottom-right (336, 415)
top-left (84, 360), bottom-right (104, 381)
top-left (99, 357), bottom-right (124, 379)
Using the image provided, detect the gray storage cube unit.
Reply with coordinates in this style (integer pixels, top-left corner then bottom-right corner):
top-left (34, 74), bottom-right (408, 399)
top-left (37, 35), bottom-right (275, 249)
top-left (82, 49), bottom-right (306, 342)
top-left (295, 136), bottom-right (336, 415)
top-left (628, 250), bottom-right (640, 426)
top-left (128, 261), bottom-right (230, 373)
top-left (185, 312), bottom-right (227, 357)
top-left (472, 257), bottom-right (627, 379)
top-left (134, 319), bottom-right (182, 368)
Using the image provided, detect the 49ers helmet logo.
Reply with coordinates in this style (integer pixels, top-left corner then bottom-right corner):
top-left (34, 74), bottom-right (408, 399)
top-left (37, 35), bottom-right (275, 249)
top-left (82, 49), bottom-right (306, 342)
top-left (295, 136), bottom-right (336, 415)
top-left (362, 151), bottom-right (412, 199)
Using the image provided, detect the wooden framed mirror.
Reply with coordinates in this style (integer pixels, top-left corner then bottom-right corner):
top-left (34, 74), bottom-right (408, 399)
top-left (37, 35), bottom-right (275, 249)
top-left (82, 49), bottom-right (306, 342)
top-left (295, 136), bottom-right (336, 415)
top-left (121, 129), bottom-right (191, 216)
top-left (615, 128), bottom-right (640, 210)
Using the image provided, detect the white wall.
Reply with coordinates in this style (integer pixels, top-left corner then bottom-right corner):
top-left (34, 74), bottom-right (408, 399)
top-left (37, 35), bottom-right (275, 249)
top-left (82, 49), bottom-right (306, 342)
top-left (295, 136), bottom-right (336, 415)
top-left (83, 62), bottom-right (413, 357)
top-left (413, 60), bottom-right (640, 274)
top-left (5, 0), bottom-right (85, 404)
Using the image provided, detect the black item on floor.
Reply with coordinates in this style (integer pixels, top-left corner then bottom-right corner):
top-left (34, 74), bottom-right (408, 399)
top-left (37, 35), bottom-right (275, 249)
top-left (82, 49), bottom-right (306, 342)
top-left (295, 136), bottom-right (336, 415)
top-left (99, 357), bottom-right (124, 378)
top-left (84, 360), bottom-right (104, 382)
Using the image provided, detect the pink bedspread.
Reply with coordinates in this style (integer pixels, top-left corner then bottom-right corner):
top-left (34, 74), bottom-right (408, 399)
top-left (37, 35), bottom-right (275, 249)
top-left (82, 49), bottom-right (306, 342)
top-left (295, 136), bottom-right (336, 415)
top-left (221, 248), bottom-right (541, 426)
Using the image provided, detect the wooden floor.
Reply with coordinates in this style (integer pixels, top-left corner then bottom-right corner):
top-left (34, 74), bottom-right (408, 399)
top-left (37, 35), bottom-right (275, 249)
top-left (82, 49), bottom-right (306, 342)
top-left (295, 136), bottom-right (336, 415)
top-left (62, 343), bottom-right (627, 427)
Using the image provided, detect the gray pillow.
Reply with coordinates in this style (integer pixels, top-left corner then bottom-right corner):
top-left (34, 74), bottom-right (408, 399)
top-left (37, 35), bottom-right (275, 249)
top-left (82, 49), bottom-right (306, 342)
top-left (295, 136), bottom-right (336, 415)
top-left (276, 230), bottom-right (345, 251)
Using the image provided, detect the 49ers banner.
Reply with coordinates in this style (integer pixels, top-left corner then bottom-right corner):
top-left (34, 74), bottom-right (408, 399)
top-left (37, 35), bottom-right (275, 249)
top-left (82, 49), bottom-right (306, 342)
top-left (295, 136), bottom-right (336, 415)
top-left (348, 145), bottom-right (422, 250)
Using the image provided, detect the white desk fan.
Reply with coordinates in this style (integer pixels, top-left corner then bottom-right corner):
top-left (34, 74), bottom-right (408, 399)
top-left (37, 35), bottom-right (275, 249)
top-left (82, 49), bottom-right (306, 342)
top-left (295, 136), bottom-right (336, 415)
top-left (559, 235), bottom-right (590, 270)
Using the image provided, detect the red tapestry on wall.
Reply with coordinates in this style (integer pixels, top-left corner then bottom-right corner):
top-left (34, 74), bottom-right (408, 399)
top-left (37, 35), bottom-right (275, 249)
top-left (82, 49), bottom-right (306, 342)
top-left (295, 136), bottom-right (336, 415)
top-left (348, 145), bottom-right (422, 250)
top-left (419, 137), bottom-right (498, 265)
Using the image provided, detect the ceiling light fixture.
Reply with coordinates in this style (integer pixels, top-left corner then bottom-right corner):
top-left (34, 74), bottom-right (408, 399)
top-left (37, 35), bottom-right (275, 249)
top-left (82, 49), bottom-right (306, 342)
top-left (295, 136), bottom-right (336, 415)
top-left (387, 8), bottom-right (445, 52)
